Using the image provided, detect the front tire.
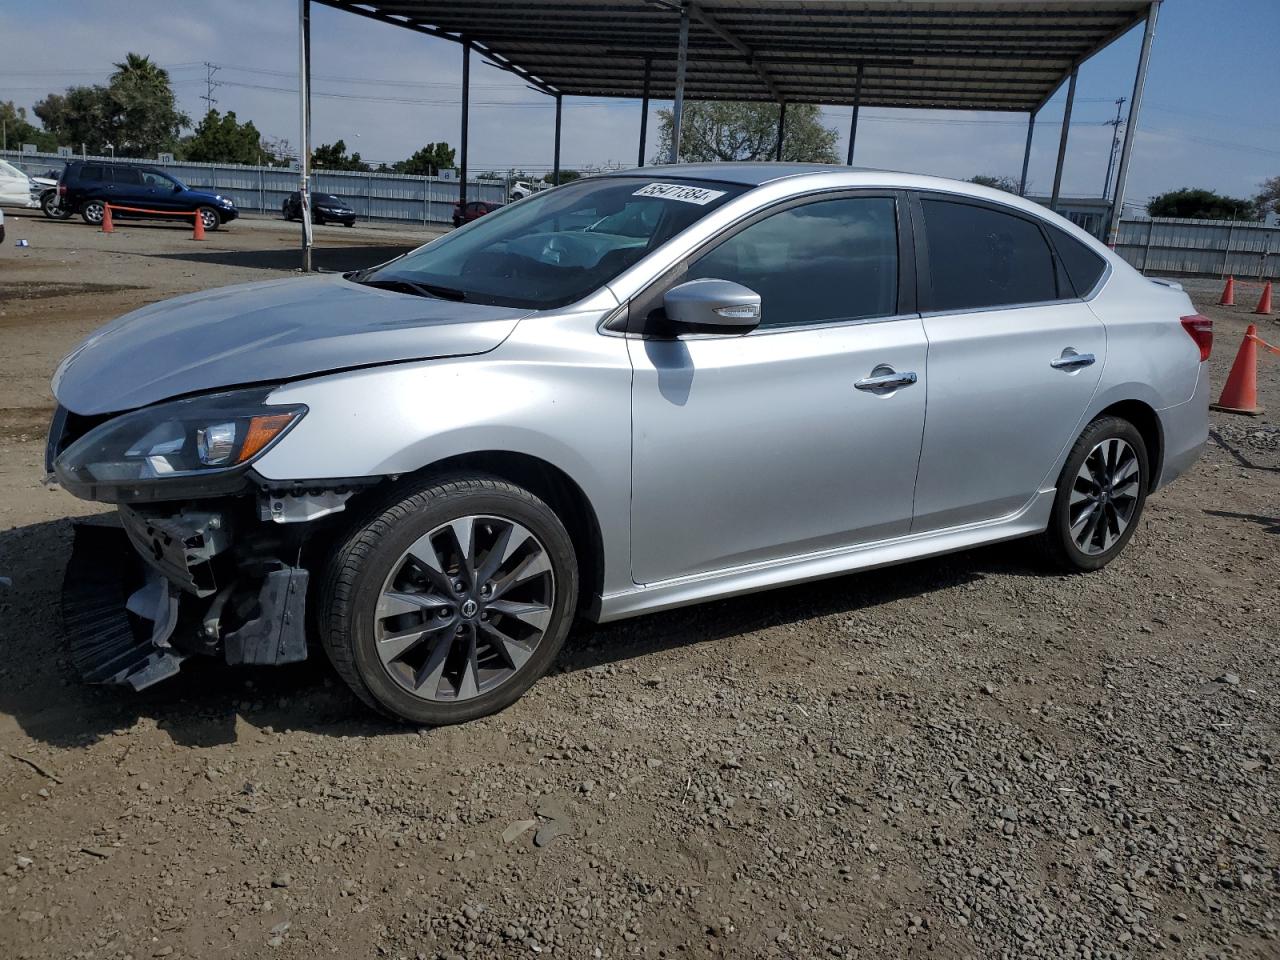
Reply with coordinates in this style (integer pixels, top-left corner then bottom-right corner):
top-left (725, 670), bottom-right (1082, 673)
top-left (1042, 416), bottom-right (1149, 572)
top-left (196, 206), bottom-right (220, 231)
top-left (318, 476), bottom-right (579, 725)
top-left (80, 199), bottom-right (105, 225)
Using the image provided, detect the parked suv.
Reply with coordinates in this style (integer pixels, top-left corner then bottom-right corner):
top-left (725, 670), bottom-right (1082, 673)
top-left (58, 160), bottom-right (239, 231)
top-left (48, 166), bottom-right (1210, 725)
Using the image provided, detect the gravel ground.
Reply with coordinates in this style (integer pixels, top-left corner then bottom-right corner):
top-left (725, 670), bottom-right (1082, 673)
top-left (0, 217), bottom-right (1277, 959)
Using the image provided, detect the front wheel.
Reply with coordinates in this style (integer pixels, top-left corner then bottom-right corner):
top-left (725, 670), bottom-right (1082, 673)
top-left (318, 476), bottom-right (579, 725)
top-left (196, 206), bottom-right (220, 231)
top-left (80, 199), bottom-right (106, 225)
top-left (1042, 416), bottom-right (1149, 571)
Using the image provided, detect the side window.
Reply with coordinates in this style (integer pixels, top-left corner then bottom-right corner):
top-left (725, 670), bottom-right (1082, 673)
top-left (686, 197), bottom-right (898, 329)
top-left (920, 198), bottom-right (1058, 312)
top-left (1047, 225), bottom-right (1107, 297)
top-left (141, 170), bottom-right (173, 188)
top-left (79, 165), bottom-right (104, 183)
top-left (111, 167), bottom-right (143, 186)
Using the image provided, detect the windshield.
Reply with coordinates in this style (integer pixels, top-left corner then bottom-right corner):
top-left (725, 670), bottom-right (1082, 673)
top-left (355, 175), bottom-right (749, 309)
top-left (316, 194), bottom-right (343, 205)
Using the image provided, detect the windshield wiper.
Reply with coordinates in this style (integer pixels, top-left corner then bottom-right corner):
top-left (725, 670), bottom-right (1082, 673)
top-left (356, 277), bottom-right (467, 301)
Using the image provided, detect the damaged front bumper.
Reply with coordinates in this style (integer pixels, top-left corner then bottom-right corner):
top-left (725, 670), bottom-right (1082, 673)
top-left (63, 500), bottom-right (313, 690)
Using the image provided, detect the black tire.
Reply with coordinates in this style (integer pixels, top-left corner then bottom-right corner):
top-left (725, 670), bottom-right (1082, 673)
top-left (317, 475), bottom-right (579, 725)
top-left (80, 199), bottom-right (105, 225)
top-left (196, 206), bottom-right (220, 232)
top-left (42, 190), bottom-right (71, 220)
top-left (282, 201), bottom-right (292, 220)
top-left (1042, 415), bottom-right (1149, 572)
top-left (312, 211), bottom-right (324, 226)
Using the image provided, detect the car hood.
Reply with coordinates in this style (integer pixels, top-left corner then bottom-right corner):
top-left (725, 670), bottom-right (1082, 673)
top-left (53, 273), bottom-right (531, 415)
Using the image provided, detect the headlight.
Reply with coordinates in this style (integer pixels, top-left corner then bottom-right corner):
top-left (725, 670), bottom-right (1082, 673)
top-left (56, 388), bottom-right (305, 490)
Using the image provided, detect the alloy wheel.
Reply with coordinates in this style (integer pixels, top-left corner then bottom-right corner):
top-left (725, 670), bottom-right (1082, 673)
top-left (1068, 437), bottom-right (1141, 555)
top-left (83, 201), bottom-right (104, 224)
top-left (199, 208), bottom-right (219, 230)
top-left (373, 515), bottom-right (555, 702)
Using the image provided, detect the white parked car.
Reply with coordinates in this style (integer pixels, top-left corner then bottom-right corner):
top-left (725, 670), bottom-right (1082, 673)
top-left (0, 158), bottom-right (45, 209)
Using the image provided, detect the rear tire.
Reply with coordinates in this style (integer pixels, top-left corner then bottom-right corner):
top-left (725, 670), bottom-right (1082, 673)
top-left (42, 190), bottom-right (71, 220)
top-left (317, 475), bottom-right (579, 725)
top-left (1042, 416), bottom-right (1149, 572)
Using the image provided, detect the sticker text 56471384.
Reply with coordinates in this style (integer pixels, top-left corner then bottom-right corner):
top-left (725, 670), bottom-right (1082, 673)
top-left (632, 182), bottom-right (727, 205)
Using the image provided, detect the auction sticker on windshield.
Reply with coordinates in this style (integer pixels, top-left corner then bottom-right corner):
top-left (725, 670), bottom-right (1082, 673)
top-left (632, 183), bottom-right (727, 205)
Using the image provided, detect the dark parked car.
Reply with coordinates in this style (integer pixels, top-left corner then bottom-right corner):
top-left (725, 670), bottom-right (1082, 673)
top-left (58, 161), bottom-right (238, 231)
top-left (282, 191), bottom-right (356, 227)
top-left (452, 199), bottom-right (501, 227)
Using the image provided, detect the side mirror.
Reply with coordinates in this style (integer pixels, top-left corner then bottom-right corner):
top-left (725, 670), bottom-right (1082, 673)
top-left (173, 184), bottom-right (183, 192)
top-left (663, 278), bottom-right (762, 332)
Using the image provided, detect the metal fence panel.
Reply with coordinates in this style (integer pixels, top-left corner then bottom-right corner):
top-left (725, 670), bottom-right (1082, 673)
top-left (2, 150), bottom-right (507, 224)
top-left (1113, 216), bottom-right (1279, 280)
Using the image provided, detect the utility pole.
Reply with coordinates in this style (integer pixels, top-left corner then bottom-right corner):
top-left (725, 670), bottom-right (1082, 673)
top-left (200, 62), bottom-right (221, 112)
top-left (1103, 97), bottom-right (1126, 199)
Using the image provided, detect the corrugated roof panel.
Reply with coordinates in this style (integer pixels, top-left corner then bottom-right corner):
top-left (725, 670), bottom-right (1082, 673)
top-left (315, 0), bottom-right (1151, 111)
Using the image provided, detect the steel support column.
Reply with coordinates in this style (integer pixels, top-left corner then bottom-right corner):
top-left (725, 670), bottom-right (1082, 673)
top-left (297, 0), bottom-right (313, 272)
top-left (846, 61), bottom-right (864, 166)
top-left (459, 39), bottom-right (470, 207)
top-left (552, 93), bottom-right (562, 185)
top-left (1107, 1), bottom-right (1160, 246)
top-left (669, 5), bottom-right (689, 164)
top-left (775, 102), bottom-right (787, 161)
top-left (1049, 66), bottom-right (1077, 212)
top-left (638, 57), bottom-right (651, 167)
top-left (1018, 110), bottom-right (1036, 196)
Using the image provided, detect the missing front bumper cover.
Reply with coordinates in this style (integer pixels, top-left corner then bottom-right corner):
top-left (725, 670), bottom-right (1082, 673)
top-left (63, 519), bottom-right (310, 691)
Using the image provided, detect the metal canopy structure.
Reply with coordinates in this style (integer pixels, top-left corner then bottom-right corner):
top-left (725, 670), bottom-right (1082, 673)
top-left (295, 0), bottom-right (1161, 270)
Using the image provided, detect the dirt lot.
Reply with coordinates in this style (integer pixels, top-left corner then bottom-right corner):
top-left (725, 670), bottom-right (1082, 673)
top-left (1, 213), bottom-right (1277, 960)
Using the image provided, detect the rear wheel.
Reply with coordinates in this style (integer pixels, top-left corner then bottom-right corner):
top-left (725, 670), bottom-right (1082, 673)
top-left (1042, 416), bottom-right (1148, 571)
top-left (80, 199), bottom-right (105, 225)
top-left (318, 475), bottom-right (578, 725)
top-left (196, 206), bottom-right (220, 231)
top-left (282, 200), bottom-right (292, 220)
top-left (42, 190), bottom-right (71, 220)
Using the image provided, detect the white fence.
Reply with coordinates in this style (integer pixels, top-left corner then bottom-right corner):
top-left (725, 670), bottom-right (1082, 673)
top-left (1113, 216), bottom-right (1279, 281)
top-left (2, 150), bottom-right (509, 225)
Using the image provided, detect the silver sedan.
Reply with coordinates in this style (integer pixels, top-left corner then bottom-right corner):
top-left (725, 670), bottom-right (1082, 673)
top-left (48, 164), bottom-right (1211, 724)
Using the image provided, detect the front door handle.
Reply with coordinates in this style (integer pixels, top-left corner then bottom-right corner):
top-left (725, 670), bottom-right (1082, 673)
top-left (855, 370), bottom-right (918, 391)
top-left (1050, 352), bottom-right (1096, 370)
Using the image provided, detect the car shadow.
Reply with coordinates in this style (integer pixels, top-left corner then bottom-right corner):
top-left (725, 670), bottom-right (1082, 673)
top-left (0, 512), bottom-right (1046, 751)
top-left (1209, 427), bottom-right (1280, 473)
top-left (1203, 509), bottom-right (1280, 534)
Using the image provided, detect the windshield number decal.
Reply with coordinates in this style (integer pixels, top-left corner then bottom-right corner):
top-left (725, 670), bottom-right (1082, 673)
top-left (632, 182), bottom-right (726, 205)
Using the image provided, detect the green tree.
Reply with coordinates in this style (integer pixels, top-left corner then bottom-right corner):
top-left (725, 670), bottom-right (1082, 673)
top-left (1255, 176), bottom-right (1280, 218)
top-left (391, 142), bottom-right (455, 176)
top-left (182, 109), bottom-right (265, 164)
top-left (968, 174), bottom-right (1020, 193)
top-left (1147, 187), bottom-right (1260, 221)
top-left (33, 52), bottom-right (187, 156)
top-left (543, 169), bottom-right (582, 183)
top-left (312, 139), bottom-right (369, 171)
top-left (0, 101), bottom-right (57, 151)
top-left (106, 53), bottom-right (187, 155)
top-left (654, 102), bottom-right (838, 164)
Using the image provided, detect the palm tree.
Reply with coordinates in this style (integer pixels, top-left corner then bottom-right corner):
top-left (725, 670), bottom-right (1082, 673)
top-left (110, 53), bottom-right (171, 92)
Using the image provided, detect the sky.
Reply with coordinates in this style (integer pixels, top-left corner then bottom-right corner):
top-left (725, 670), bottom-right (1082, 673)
top-left (1, 0), bottom-right (1277, 211)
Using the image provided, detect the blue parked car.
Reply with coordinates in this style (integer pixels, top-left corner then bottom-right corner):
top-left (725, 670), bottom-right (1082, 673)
top-left (58, 160), bottom-right (239, 231)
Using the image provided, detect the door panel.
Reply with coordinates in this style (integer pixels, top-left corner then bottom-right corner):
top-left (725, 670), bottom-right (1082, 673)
top-left (628, 319), bottom-right (928, 583)
top-left (912, 301), bottom-right (1105, 530)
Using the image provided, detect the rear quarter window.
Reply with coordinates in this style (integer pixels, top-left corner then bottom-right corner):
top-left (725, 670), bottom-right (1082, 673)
top-left (79, 165), bottom-right (104, 183)
top-left (1048, 225), bottom-right (1108, 297)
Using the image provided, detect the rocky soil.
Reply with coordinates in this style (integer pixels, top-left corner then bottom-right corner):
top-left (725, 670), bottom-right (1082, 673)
top-left (1, 221), bottom-right (1277, 958)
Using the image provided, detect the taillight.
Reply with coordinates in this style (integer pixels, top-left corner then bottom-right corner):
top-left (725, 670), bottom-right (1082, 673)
top-left (1181, 314), bottom-right (1212, 362)
top-left (58, 183), bottom-right (67, 196)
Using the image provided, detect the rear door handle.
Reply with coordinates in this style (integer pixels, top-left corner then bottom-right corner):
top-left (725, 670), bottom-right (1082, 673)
top-left (1050, 352), bottom-right (1096, 370)
top-left (855, 370), bottom-right (918, 391)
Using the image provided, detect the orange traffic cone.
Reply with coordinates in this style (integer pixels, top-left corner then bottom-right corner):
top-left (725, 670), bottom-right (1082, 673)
top-left (100, 204), bottom-right (114, 234)
top-left (1218, 276), bottom-right (1235, 306)
top-left (1253, 281), bottom-right (1273, 316)
top-left (192, 211), bottom-right (206, 241)
top-left (1211, 324), bottom-right (1264, 416)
